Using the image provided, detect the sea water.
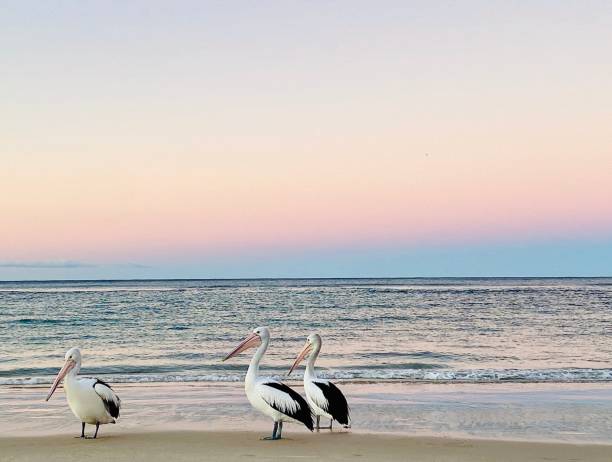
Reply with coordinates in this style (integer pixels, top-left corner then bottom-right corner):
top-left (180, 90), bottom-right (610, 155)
top-left (2, 278), bottom-right (611, 386)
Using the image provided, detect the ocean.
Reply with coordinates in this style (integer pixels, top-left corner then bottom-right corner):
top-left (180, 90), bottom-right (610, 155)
top-left (1, 278), bottom-right (611, 386)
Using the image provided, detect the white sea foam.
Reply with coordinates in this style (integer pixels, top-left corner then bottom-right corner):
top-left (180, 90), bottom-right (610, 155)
top-left (3, 368), bottom-right (611, 386)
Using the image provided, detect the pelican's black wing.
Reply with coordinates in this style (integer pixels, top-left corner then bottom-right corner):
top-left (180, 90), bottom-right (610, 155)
top-left (313, 380), bottom-right (350, 425)
top-left (93, 379), bottom-right (121, 419)
top-left (259, 381), bottom-right (314, 431)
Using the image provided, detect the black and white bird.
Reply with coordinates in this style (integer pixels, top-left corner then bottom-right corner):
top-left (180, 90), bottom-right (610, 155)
top-left (223, 326), bottom-right (314, 440)
top-left (288, 333), bottom-right (350, 430)
top-left (45, 348), bottom-right (121, 439)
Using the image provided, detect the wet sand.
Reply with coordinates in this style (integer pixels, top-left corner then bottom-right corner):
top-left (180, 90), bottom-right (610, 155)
top-left (2, 382), bottom-right (612, 442)
top-left (1, 430), bottom-right (611, 462)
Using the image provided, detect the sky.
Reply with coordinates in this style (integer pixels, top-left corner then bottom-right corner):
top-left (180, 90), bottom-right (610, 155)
top-left (1, 1), bottom-right (611, 280)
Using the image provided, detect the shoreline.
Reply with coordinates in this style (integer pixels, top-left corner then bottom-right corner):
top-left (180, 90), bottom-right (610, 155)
top-left (6, 378), bottom-right (612, 389)
top-left (3, 425), bottom-right (612, 447)
top-left (5, 376), bottom-right (612, 388)
top-left (1, 430), bottom-right (611, 462)
top-left (2, 381), bottom-right (611, 443)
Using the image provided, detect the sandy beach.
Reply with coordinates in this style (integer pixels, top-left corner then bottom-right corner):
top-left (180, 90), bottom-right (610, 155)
top-left (2, 381), bottom-right (612, 461)
top-left (2, 430), bottom-right (612, 462)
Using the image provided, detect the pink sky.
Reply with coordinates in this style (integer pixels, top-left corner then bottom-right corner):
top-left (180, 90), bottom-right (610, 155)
top-left (1, 1), bottom-right (611, 277)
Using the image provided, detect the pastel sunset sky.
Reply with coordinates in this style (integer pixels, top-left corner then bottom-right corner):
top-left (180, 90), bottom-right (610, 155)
top-left (2, 1), bottom-right (611, 279)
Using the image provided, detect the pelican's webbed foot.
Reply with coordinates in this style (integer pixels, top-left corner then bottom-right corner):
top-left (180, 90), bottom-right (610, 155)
top-left (261, 422), bottom-right (282, 440)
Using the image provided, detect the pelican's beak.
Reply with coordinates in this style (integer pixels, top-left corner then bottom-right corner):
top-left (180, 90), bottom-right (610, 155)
top-left (288, 341), bottom-right (312, 375)
top-left (45, 359), bottom-right (75, 401)
top-left (222, 332), bottom-right (261, 361)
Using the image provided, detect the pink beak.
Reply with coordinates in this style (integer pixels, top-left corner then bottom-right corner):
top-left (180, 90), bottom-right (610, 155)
top-left (45, 360), bottom-right (75, 401)
top-left (222, 332), bottom-right (261, 361)
top-left (288, 342), bottom-right (312, 376)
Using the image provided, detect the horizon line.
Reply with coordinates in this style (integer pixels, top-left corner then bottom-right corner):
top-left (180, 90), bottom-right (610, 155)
top-left (1, 276), bottom-right (611, 283)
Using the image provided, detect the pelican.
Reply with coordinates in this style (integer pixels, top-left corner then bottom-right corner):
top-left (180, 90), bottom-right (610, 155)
top-left (288, 333), bottom-right (350, 430)
top-left (45, 347), bottom-right (121, 439)
top-left (223, 326), bottom-right (314, 440)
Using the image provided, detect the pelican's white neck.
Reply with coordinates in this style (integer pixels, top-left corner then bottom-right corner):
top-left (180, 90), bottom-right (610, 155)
top-left (305, 343), bottom-right (321, 380)
top-left (245, 336), bottom-right (268, 388)
top-left (64, 360), bottom-right (81, 389)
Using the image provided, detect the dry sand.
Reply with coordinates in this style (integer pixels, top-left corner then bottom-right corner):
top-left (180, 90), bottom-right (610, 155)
top-left (1, 430), bottom-right (611, 462)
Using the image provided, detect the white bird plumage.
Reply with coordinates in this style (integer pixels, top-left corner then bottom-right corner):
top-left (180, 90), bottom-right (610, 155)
top-left (223, 326), bottom-right (314, 440)
top-left (289, 333), bottom-right (350, 430)
top-left (45, 347), bottom-right (121, 439)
